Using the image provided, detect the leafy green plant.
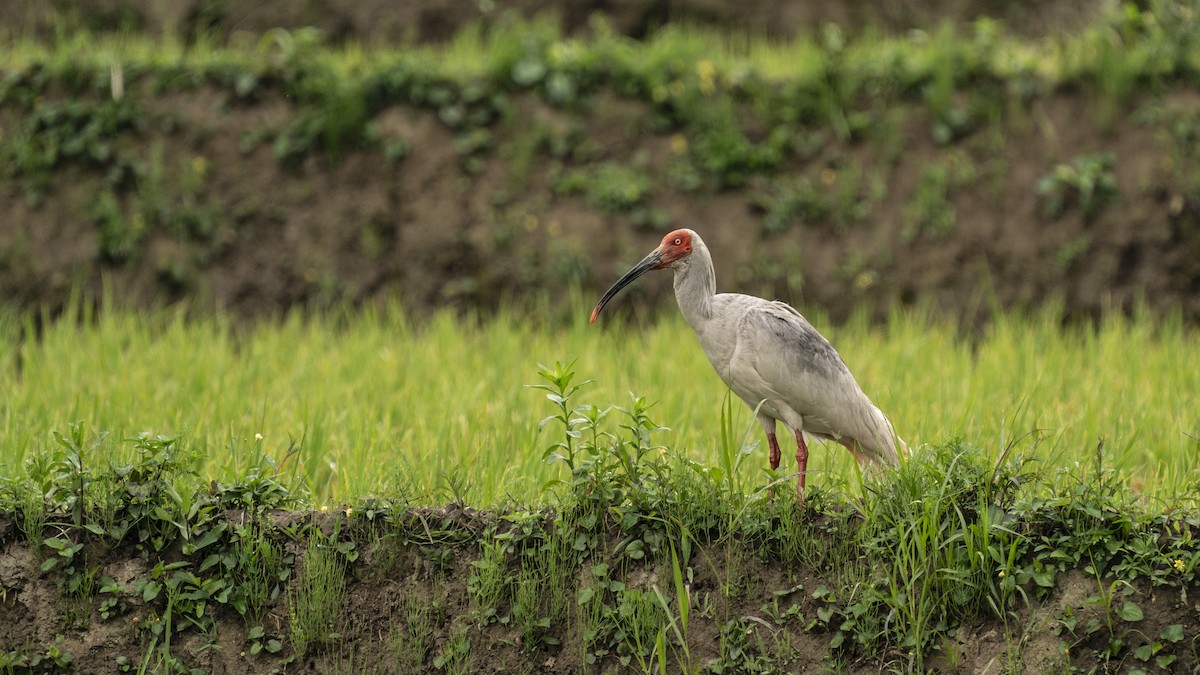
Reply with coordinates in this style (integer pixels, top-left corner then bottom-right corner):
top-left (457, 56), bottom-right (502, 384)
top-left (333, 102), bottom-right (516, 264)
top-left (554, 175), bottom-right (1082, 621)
top-left (759, 178), bottom-right (827, 234)
top-left (245, 625), bottom-right (283, 657)
top-left (539, 383), bottom-right (680, 563)
top-left (1, 97), bottom-right (144, 204)
top-left (0, 635), bottom-right (75, 673)
top-left (556, 162), bottom-right (652, 213)
top-left (710, 616), bottom-right (789, 673)
top-left (1036, 152), bottom-right (1120, 220)
top-left (529, 360), bottom-right (596, 476)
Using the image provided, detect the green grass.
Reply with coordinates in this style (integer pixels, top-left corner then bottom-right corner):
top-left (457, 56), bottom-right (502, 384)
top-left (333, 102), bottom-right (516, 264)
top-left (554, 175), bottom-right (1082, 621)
top-left (288, 532), bottom-right (348, 658)
top-left (1, 297), bottom-right (1197, 504)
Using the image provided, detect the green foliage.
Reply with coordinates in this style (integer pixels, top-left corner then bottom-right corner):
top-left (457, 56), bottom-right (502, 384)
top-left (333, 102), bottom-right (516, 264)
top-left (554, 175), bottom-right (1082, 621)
top-left (903, 153), bottom-right (976, 243)
top-left (0, 635), bottom-right (74, 673)
top-left (0, 422), bottom-right (314, 671)
top-left (0, 97), bottom-right (143, 204)
top-left (467, 539), bottom-right (511, 623)
top-left (228, 522), bottom-right (289, 624)
top-left (1, 1), bottom-right (1192, 212)
top-left (556, 162), bottom-right (652, 213)
top-left (1037, 152), bottom-right (1120, 220)
top-left (433, 628), bottom-right (471, 674)
top-left (3, 301), bottom-right (1199, 506)
top-left (532, 360), bottom-right (686, 564)
top-left (5, 363), bottom-right (1200, 670)
top-left (842, 442), bottom-right (1027, 666)
top-left (759, 163), bottom-right (882, 235)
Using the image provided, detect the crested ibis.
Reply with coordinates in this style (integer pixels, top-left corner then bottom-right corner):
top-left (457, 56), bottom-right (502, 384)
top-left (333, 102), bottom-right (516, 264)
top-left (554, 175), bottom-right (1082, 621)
top-left (590, 228), bottom-right (905, 499)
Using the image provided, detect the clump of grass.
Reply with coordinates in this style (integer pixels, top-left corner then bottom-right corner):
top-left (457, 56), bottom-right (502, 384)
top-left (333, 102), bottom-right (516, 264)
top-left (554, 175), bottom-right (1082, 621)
top-left (232, 523), bottom-right (285, 625)
top-left (288, 532), bottom-right (347, 658)
top-left (387, 587), bottom-right (437, 672)
top-left (512, 558), bottom-right (548, 649)
top-left (433, 628), bottom-right (471, 674)
top-left (467, 539), bottom-right (511, 623)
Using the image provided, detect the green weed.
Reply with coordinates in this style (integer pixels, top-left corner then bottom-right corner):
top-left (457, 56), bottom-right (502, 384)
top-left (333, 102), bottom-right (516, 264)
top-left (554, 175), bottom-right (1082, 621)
top-left (288, 533), bottom-right (348, 658)
top-left (1036, 152), bottom-right (1120, 220)
top-left (433, 628), bottom-right (471, 674)
top-left (903, 153), bottom-right (976, 243)
top-left (386, 588), bottom-right (437, 672)
top-left (467, 538), bottom-right (511, 623)
top-left (555, 162), bottom-right (652, 213)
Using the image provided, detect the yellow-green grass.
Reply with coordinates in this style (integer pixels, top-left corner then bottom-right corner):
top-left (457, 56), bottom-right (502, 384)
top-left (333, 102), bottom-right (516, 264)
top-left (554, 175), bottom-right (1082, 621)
top-left (1, 299), bottom-right (1197, 505)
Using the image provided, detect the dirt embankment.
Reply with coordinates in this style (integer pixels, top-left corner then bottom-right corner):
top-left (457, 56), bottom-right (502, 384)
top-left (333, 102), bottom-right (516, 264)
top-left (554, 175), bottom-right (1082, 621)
top-left (3, 506), bottom-right (1196, 674)
top-left (1, 2), bottom-right (1198, 325)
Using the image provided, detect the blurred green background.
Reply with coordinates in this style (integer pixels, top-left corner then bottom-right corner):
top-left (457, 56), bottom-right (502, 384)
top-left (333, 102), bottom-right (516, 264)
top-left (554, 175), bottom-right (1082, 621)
top-left (1, 0), bottom-right (1197, 324)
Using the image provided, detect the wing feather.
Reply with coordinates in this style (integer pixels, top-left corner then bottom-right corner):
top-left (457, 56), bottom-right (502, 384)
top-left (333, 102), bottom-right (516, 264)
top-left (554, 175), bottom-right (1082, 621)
top-left (728, 300), bottom-right (901, 464)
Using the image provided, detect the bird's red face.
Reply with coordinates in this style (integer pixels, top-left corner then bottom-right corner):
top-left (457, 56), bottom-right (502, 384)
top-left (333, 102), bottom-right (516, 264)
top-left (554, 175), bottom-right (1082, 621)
top-left (655, 229), bottom-right (694, 268)
top-left (589, 229), bottom-right (696, 323)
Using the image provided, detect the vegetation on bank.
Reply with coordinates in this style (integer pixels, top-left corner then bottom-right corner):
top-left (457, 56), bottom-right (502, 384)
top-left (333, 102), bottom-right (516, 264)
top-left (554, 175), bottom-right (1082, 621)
top-left (3, 360), bottom-right (1200, 672)
top-left (1, 2), bottom-right (1199, 312)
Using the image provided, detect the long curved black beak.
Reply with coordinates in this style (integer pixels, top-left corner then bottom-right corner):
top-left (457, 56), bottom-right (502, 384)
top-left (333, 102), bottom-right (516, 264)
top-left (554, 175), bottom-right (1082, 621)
top-left (589, 249), bottom-right (663, 323)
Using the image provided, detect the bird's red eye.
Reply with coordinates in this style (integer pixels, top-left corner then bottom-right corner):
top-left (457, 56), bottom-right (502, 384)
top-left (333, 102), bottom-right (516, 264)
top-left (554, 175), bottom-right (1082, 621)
top-left (673, 237), bottom-right (682, 245)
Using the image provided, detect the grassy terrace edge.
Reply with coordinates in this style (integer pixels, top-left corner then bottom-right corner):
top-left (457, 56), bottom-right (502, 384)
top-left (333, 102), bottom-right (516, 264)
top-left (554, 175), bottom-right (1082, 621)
top-left (3, 5), bottom-right (1199, 186)
top-left (4, 6), bottom-right (1199, 94)
top-left (4, 382), bottom-right (1200, 672)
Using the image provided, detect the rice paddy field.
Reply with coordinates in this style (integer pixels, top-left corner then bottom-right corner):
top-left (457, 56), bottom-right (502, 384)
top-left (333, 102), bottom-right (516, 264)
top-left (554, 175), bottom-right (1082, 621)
top-left (3, 299), bottom-right (1197, 504)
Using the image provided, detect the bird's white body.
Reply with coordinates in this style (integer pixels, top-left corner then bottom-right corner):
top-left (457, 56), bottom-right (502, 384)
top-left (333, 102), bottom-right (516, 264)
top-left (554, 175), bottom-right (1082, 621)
top-left (671, 233), bottom-right (903, 466)
top-left (591, 228), bottom-right (904, 496)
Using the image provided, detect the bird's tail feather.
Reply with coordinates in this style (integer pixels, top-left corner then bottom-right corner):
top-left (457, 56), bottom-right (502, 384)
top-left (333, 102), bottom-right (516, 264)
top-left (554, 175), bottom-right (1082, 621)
top-left (863, 405), bottom-right (904, 467)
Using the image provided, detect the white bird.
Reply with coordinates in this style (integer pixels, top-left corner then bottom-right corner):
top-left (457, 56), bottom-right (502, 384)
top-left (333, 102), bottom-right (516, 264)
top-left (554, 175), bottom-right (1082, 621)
top-left (590, 228), bottom-right (905, 499)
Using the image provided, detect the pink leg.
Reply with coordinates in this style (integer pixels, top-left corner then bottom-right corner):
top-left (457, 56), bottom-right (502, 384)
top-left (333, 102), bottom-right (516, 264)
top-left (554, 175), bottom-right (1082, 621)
top-left (793, 429), bottom-right (809, 498)
top-left (767, 433), bottom-right (781, 471)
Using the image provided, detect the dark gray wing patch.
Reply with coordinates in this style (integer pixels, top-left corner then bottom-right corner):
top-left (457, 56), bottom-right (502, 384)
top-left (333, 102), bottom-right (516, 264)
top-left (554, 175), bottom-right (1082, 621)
top-left (751, 303), bottom-right (848, 379)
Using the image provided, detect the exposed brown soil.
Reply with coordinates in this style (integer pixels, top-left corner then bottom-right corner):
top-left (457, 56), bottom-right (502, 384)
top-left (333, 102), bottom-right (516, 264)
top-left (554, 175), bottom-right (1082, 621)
top-left (3, 509), bottom-right (1196, 674)
top-left (2, 81), bottom-right (1200, 326)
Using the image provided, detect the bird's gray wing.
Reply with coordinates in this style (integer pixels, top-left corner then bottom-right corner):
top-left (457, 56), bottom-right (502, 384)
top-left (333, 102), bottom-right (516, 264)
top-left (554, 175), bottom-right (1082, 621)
top-left (731, 301), bottom-right (897, 459)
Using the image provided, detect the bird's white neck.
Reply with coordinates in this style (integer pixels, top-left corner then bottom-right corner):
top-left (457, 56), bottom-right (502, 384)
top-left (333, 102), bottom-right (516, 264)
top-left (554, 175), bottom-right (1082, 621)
top-left (673, 237), bottom-right (717, 329)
